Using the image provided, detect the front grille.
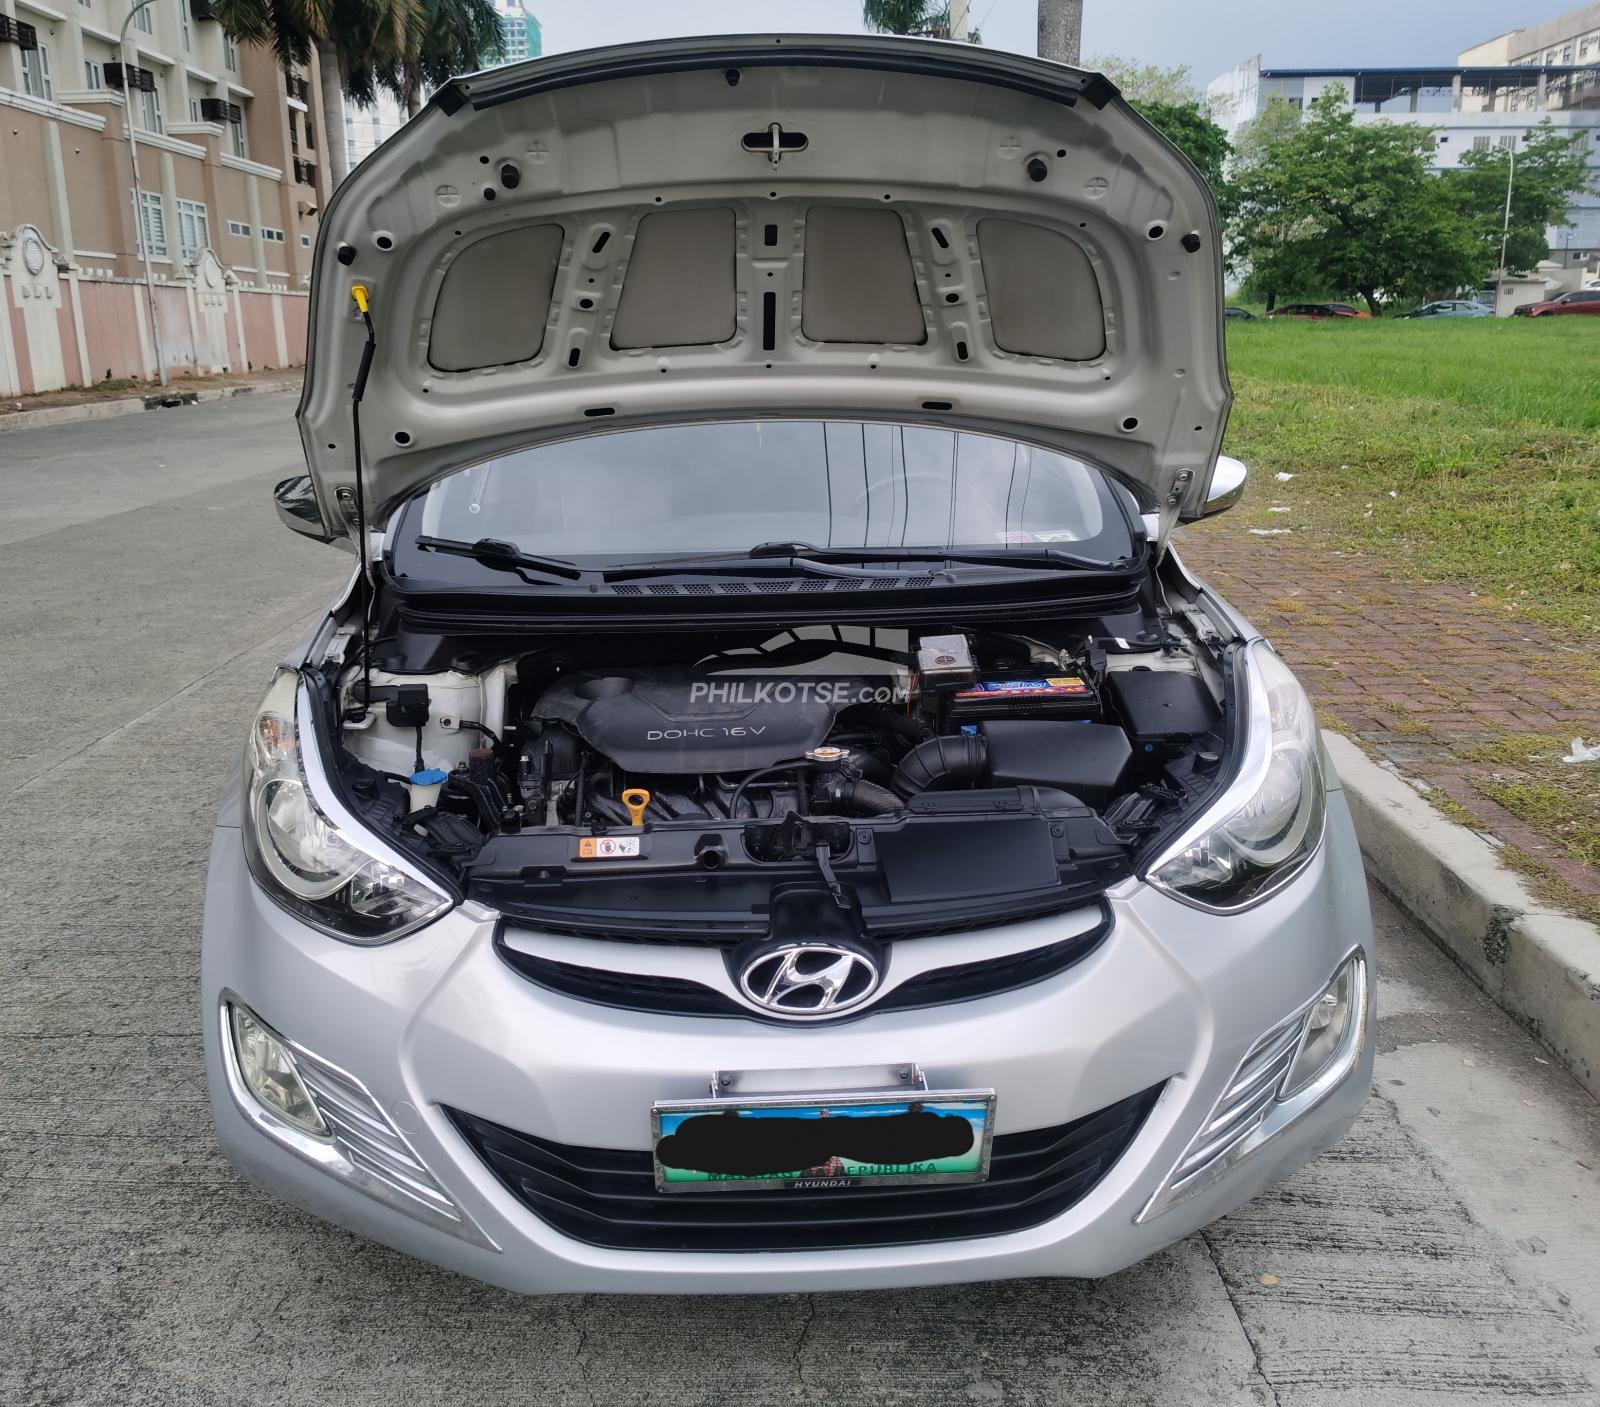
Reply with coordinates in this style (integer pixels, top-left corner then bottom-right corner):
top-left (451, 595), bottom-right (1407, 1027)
top-left (496, 920), bottom-right (1109, 1022)
top-left (446, 1084), bottom-right (1163, 1252)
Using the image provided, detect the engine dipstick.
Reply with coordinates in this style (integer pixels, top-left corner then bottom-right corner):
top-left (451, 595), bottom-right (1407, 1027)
top-left (621, 788), bottom-right (651, 827)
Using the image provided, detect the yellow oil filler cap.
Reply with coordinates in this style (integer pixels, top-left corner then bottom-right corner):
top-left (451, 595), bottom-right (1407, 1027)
top-left (621, 788), bottom-right (651, 827)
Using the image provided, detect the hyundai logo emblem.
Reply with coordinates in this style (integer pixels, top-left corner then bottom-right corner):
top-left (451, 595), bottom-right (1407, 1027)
top-left (738, 943), bottom-right (882, 1019)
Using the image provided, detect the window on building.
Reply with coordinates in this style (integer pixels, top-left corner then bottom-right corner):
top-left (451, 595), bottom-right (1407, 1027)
top-left (303, 111), bottom-right (314, 150)
top-left (178, 0), bottom-right (190, 51)
top-left (1498, 134), bottom-right (1516, 149)
top-left (289, 112), bottom-right (299, 153)
top-left (1472, 135), bottom-right (1491, 151)
top-left (228, 110), bottom-right (247, 157)
top-left (223, 33), bottom-right (239, 73)
top-left (134, 2), bottom-right (153, 33)
top-left (20, 42), bottom-right (52, 101)
top-left (261, 227), bottom-right (285, 243)
top-left (137, 189), bottom-right (168, 259)
top-left (226, 219), bottom-right (251, 237)
top-left (176, 198), bottom-right (209, 259)
top-left (85, 59), bottom-right (105, 90)
top-left (299, 233), bottom-right (311, 247)
top-left (140, 83), bottom-right (164, 134)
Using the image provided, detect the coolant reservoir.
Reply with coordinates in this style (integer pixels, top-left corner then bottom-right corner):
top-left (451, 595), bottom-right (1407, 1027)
top-left (342, 668), bottom-right (484, 777)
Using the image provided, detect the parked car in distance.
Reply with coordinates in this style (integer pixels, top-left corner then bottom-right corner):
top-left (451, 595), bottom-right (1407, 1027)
top-left (1224, 306), bottom-right (1257, 320)
top-left (1514, 290), bottom-right (1600, 317)
top-left (205, 34), bottom-right (1374, 1298)
top-left (1399, 300), bottom-right (1493, 319)
top-left (1267, 303), bottom-right (1371, 320)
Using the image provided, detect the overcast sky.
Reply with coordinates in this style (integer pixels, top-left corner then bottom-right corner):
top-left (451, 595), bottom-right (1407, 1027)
top-left (539, 1), bottom-right (1548, 87)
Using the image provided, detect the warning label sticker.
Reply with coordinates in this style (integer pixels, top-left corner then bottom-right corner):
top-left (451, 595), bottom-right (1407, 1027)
top-left (578, 835), bottom-right (641, 860)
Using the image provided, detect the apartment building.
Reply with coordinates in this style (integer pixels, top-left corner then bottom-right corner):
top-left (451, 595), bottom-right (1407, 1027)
top-left (492, 0), bottom-right (540, 65)
top-left (0, 0), bottom-right (331, 392)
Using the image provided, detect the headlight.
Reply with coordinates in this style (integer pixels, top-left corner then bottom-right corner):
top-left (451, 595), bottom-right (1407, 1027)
top-left (242, 669), bottom-right (453, 942)
top-left (1147, 642), bottom-right (1326, 911)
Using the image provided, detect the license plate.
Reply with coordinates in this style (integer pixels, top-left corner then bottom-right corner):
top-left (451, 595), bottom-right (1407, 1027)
top-left (651, 1089), bottom-right (996, 1193)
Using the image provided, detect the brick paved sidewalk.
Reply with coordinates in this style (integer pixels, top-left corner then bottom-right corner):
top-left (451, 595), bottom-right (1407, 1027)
top-left (1176, 520), bottom-right (1600, 915)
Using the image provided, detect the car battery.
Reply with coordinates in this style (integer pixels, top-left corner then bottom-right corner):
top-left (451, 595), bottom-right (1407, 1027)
top-left (948, 673), bottom-right (1100, 721)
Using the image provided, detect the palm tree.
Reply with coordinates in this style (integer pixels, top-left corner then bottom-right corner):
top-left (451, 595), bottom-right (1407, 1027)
top-left (368, 0), bottom-right (504, 119)
top-left (1036, 0), bottom-right (1083, 64)
top-left (861, 1), bottom-right (953, 38)
top-left (212, 0), bottom-right (455, 186)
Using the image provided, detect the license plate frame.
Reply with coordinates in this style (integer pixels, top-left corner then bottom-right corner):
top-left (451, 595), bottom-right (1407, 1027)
top-left (650, 1087), bottom-right (997, 1194)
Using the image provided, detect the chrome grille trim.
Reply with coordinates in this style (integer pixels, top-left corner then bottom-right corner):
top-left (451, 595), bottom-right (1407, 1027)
top-left (1137, 952), bottom-right (1369, 1224)
top-left (218, 996), bottom-right (497, 1251)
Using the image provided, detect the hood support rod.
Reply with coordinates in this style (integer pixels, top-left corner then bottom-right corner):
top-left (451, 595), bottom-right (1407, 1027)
top-left (347, 285), bottom-right (378, 718)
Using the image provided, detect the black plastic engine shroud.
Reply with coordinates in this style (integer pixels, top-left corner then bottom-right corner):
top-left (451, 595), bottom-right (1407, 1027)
top-left (531, 669), bottom-right (847, 773)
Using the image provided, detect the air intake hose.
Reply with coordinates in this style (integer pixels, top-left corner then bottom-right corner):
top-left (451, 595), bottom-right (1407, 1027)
top-left (892, 733), bottom-right (989, 796)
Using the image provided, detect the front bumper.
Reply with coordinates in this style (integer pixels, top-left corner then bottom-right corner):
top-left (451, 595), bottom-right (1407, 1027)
top-left (201, 788), bottom-right (1374, 1295)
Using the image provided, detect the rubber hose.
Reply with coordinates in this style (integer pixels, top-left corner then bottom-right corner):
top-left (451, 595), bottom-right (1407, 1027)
top-left (892, 733), bottom-right (989, 796)
top-left (842, 778), bottom-right (903, 814)
top-left (849, 706), bottom-right (936, 746)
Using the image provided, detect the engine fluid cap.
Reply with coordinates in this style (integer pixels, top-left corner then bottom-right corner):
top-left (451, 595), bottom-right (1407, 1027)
top-left (805, 746), bottom-right (851, 766)
top-left (622, 788), bottom-right (651, 827)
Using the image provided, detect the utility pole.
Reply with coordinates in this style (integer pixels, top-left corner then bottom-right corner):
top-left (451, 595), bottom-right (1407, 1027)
top-left (1037, 0), bottom-right (1083, 65)
top-left (120, 0), bottom-right (167, 387)
top-left (1497, 140), bottom-right (1517, 277)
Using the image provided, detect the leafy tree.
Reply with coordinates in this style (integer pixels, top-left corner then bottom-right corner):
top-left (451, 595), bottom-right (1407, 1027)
top-left (1229, 94), bottom-right (1302, 173)
top-left (1444, 120), bottom-right (1596, 273)
top-left (1086, 56), bottom-right (1231, 209)
top-left (1229, 88), bottom-right (1481, 314)
top-left (1134, 100), bottom-right (1231, 202)
top-left (1089, 56), bottom-right (1201, 107)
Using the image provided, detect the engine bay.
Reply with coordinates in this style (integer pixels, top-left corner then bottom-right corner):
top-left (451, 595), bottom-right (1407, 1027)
top-left (320, 619), bottom-right (1231, 936)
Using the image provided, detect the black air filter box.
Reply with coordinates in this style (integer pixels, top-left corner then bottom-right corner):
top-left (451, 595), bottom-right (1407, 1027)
top-left (1104, 669), bottom-right (1219, 746)
top-left (979, 720), bottom-right (1133, 808)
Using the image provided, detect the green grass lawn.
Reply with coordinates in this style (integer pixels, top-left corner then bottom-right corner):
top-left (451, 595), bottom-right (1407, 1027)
top-left (1220, 318), bottom-right (1600, 636)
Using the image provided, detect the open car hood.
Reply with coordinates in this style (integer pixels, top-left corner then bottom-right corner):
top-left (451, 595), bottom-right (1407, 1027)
top-left (298, 35), bottom-right (1231, 544)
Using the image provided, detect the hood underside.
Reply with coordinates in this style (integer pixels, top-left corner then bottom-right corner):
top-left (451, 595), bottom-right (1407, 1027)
top-left (298, 34), bottom-right (1231, 543)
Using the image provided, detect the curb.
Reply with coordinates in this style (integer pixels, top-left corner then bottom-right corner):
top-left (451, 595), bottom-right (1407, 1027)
top-left (1325, 731), bottom-right (1600, 1098)
top-left (0, 377), bottom-right (301, 433)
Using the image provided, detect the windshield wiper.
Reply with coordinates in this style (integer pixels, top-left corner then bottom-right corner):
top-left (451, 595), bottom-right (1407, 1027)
top-left (790, 545), bottom-right (1125, 572)
top-left (610, 542), bottom-right (1123, 577)
top-left (414, 536), bottom-right (586, 581)
top-left (602, 553), bottom-right (905, 582)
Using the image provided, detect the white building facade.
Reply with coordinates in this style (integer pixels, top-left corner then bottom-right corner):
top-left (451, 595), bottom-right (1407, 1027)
top-left (1207, 56), bottom-right (1600, 263)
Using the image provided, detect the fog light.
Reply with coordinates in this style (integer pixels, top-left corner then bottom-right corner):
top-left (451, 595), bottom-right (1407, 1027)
top-left (1283, 958), bottom-right (1359, 1097)
top-left (229, 1003), bottom-right (328, 1136)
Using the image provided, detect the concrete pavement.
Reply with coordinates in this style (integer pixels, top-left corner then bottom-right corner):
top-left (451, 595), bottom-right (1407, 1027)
top-left (2, 394), bottom-right (1598, 1405)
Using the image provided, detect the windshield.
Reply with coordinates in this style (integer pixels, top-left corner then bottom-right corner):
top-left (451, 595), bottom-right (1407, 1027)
top-left (403, 421), bottom-right (1130, 565)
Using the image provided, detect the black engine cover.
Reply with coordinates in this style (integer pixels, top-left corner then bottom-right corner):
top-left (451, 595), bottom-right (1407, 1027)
top-left (531, 670), bottom-right (840, 773)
